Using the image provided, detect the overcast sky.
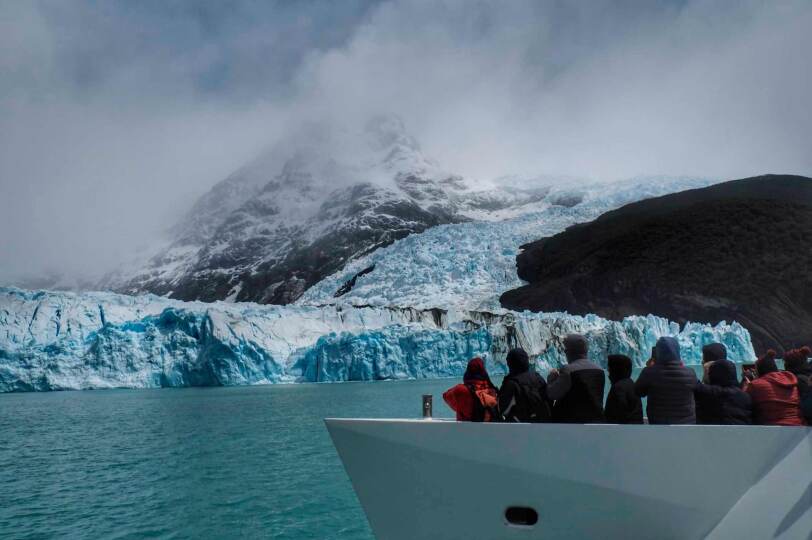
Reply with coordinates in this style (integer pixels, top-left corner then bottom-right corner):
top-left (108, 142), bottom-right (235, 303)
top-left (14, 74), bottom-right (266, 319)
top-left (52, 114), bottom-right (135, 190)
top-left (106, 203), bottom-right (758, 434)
top-left (1, 0), bottom-right (811, 282)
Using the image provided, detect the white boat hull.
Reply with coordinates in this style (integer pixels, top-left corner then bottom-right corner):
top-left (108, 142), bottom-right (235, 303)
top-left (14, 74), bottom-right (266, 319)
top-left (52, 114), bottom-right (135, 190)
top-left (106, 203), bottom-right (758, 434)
top-left (326, 419), bottom-right (812, 540)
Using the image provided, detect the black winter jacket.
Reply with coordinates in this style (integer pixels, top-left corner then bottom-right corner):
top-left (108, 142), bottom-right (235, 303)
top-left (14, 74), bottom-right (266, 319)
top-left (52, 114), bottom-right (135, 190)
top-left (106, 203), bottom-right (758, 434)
top-left (788, 362), bottom-right (812, 398)
top-left (498, 349), bottom-right (551, 423)
top-left (635, 338), bottom-right (698, 424)
top-left (605, 378), bottom-right (644, 424)
top-left (694, 360), bottom-right (752, 425)
top-left (548, 358), bottom-right (605, 423)
top-left (499, 371), bottom-right (550, 423)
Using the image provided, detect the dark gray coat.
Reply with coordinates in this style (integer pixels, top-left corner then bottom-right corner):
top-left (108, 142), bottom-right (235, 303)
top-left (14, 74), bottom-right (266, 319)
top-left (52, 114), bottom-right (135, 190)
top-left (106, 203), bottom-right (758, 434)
top-left (635, 337), bottom-right (698, 424)
top-left (695, 359), bottom-right (752, 425)
top-left (547, 357), bottom-right (605, 423)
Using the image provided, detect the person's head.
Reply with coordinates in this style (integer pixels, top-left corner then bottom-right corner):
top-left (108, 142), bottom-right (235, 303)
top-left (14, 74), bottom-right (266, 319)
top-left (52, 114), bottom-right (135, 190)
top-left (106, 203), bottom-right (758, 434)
top-left (702, 343), bottom-right (727, 364)
top-left (654, 337), bottom-right (681, 365)
top-left (783, 346), bottom-right (811, 374)
top-left (708, 359), bottom-right (738, 387)
top-left (563, 334), bottom-right (588, 363)
top-left (463, 357), bottom-right (492, 386)
top-left (506, 348), bottom-right (530, 375)
top-left (607, 354), bottom-right (633, 384)
top-left (756, 350), bottom-right (779, 377)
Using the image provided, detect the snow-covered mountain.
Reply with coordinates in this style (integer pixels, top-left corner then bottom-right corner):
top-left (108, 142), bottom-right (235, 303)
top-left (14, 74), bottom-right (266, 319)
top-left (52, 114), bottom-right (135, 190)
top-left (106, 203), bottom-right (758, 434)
top-left (108, 116), bottom-right (556, 305)
top-left (0, 287), bottom-right (754, 391)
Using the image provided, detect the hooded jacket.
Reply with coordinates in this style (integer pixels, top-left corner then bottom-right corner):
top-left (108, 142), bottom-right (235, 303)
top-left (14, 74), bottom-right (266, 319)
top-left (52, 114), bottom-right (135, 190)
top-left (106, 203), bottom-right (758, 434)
top-left (700, 343), bottom-right (727, 384)
top-left (784, 347), bottom-right (812, 400)
top-left (547, 335), bottom-right (606, 423)
top-left (443, 358), bottom-right (498, 422)
top-left (604, 355), bottom-right (643, 424)
top-left (792, 364), bottom-right (812, 399)
top-left (694, 360), bottom-right (752, 425)
top-left (696, 343), bottom-right (730, 419)
top-left (635, 337), bottom-right (698, 424)
top-left (498, 349), bottom-right (550, 423)
top-left (745, 371), bottom-right (806, 426)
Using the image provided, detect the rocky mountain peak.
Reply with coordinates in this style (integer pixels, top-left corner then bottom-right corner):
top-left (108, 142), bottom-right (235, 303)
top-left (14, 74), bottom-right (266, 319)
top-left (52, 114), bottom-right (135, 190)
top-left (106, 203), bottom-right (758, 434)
top-left (108, 115), bottom-right (601, 305)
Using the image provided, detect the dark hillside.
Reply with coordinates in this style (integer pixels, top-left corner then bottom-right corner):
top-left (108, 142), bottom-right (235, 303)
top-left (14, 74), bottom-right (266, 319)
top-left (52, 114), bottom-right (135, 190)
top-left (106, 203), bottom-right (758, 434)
top-left (500, 175), bottom-right (812, 353)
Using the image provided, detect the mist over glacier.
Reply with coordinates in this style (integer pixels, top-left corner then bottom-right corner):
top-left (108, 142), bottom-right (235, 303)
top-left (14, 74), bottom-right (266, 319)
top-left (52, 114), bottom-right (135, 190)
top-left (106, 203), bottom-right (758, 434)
top-left (1, 0), bottom-right (811, 283)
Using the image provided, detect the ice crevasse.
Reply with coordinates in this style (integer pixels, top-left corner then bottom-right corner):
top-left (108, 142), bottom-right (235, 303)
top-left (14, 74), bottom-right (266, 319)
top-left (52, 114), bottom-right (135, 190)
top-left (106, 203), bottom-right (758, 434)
top-left (0, 288), bottom-right (754, 391)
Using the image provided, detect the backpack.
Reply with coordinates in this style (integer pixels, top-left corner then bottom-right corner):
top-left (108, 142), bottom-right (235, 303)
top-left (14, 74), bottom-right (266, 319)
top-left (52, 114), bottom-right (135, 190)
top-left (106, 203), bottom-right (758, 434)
top-left (466, 384), bottom-right (499, 422)
top-left (515, 376), bottom-right (552, 423)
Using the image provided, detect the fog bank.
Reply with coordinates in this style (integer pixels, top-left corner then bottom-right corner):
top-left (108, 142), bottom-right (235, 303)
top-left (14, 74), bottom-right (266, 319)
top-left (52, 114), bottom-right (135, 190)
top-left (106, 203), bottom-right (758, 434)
top-left (1, 0), bottom-right (810, 282)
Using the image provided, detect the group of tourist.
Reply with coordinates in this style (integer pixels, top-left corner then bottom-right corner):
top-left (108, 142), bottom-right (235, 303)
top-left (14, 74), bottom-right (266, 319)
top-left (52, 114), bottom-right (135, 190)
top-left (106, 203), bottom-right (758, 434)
top-left (442, 336), bottom-right (812, 426)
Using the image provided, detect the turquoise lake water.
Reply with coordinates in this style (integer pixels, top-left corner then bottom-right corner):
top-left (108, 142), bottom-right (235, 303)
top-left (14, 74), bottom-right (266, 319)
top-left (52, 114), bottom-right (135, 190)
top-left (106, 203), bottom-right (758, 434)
top-left (0, 365), bottom-right (715, 539)
top-left (0, 379), bottom-right (460, 540)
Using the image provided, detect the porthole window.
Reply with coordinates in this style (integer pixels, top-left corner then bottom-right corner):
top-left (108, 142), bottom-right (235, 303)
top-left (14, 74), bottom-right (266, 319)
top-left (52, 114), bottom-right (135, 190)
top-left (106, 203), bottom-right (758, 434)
top-left (505, 506), bottom-right (538, 527)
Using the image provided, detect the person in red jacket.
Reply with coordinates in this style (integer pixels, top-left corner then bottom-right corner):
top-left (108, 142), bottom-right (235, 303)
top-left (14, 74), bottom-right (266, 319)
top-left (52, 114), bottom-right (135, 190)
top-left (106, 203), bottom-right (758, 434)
top-left (443, 357), bottom-right (498, 421)
top-left (743, 350), bottom-right (806, 426)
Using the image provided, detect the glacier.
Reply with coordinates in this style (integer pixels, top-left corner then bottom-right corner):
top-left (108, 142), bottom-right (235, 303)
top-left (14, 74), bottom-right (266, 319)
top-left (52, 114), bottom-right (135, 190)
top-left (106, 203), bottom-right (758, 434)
top-left (1, 287), bottom-right (754, 392)
top-left (297, 176), bottom-right (715, 310)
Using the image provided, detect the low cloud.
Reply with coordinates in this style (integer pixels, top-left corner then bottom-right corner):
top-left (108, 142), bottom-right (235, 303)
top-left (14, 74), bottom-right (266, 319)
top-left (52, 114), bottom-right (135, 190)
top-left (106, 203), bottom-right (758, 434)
top-left (1, 0), bottom-right (810, 282)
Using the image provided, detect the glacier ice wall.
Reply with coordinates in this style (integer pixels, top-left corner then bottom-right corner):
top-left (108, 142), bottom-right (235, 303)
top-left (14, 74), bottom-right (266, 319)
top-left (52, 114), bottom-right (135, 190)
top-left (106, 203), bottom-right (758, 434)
top-left (1, 288), bottom-right (754, 391)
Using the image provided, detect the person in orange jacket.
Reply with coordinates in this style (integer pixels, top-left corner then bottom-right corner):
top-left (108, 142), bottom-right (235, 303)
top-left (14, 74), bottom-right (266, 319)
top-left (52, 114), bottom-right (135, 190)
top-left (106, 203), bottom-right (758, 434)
top-left (743, 350), bottom-right (806, 426)
top-left (443, 357), bottom-right (498, 421)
